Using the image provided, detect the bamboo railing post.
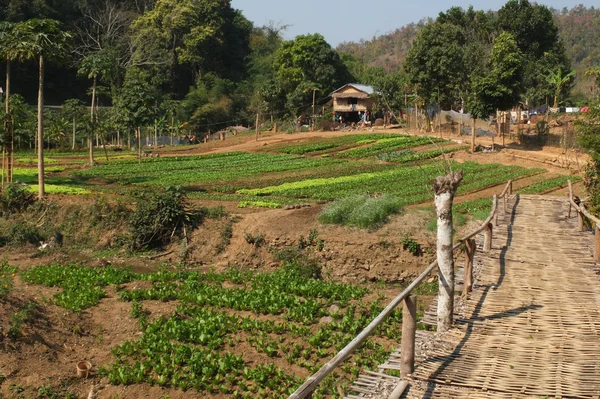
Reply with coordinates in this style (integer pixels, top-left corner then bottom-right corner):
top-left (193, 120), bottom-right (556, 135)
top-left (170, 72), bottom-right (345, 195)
top-left (484, 223), bottom-right (493, 252)
top-left (509, 181), bottom-right (513, 196)
top-left (595, 226), bottom-right (600, 263)
top-left (578, 210), bottom-right (585, 232)
top-left (400, 295), bottom-right (417, 378)
top-left (463, 238), bottom-right (476, 298)
top-left (494, 205), bottom-right (499, 226)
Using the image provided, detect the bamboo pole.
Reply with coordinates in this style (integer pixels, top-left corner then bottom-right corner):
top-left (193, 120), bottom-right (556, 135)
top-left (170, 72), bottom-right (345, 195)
top-left (400, 295), bottom-right (417, 377)
top-left (484, 223), bottom-right (493, 252)
top-left (463, 238), bottom-right (476, 297)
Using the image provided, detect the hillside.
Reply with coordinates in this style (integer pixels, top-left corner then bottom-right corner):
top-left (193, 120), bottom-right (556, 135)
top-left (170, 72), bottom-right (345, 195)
top-left (337, 5), bottom-right (600, 99)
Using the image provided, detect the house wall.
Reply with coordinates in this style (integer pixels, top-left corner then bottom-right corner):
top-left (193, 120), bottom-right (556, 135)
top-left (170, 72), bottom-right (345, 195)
top-left (333, 98), bottom-right (374, 112)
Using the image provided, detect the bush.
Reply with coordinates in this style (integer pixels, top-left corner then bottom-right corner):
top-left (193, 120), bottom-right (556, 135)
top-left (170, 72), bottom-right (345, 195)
top-left (0, 221), bottom-right (44, 247)
top-left (318, 194), bottom-right (403, 229)
top-left (401, 236), bottom-right (421, 256)
top-left (129, 188), bottom-right (205, 250)
top-left (0, 184), bottom-right (35, 215)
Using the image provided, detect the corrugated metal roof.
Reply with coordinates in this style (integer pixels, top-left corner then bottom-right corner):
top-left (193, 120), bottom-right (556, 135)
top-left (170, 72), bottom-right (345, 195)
top-left (331, 83), bottom-right (375, 96)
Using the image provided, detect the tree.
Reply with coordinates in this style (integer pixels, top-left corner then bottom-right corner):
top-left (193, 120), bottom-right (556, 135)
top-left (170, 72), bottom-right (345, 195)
top-left (433, 170), bottom-right (463, 332)
top-left (577, 103), bottom-right (600, 213)
top-left (62, 98), bottom-right (87, 150)
top-left (466, 32), bottom-right (523, 150)
top-left (114, 66), bottom-right (158, 163)
top-left (547, 69), bottom-right (576, 108)
top-left (404, 22), bottom-right (466, 130)
top-left (16, 19), bottom-right (71, 198)
top-left (129, 0), bottom-right (252, 98)
top-left (498, 0), bottom-right (572, 105)
top-left (273, 33), bottom-right (350, 118)
top-left (78, 52), bottom-right (114, 165)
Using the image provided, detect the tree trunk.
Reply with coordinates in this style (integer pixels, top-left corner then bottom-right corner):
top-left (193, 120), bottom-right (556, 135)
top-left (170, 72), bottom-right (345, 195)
top-left (72, 117), bottom-right (76, 150)
top-left (471, 118), bottom-right (476, 152)
top-left (89, 75), bottom-right (96, 166)
top-left (433, 171), bottom-right (463, 332)
top-left (37, 55), bottom-right (45, 199)
top-left (154, 120), bottom-right (158, 148)
top-left (5, 59), bottom-right (12, 183)
top-left (137, 127), bottom-right (141, 164)
top-left (128, 129), bottom-right (131, 149)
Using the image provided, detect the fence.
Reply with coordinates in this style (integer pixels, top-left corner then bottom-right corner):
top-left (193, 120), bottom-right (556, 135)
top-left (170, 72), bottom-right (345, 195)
top-left (288, 180), bottom-right (514, 399)
top-left (568, 180), bottom-right (600, 262)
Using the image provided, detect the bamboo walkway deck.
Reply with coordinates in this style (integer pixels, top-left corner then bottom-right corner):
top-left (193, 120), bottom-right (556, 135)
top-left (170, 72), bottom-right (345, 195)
top-left (405, 194), bottom-right (600, 399)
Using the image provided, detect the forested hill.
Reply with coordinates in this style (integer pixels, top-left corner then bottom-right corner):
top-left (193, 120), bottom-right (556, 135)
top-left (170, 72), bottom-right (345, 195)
top-left (337, 5), bottom-right (600, 97)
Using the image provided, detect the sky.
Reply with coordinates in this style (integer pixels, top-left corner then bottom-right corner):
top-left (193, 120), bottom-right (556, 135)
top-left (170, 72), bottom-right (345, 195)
top-left (231, 0), bottom-right (597, 47)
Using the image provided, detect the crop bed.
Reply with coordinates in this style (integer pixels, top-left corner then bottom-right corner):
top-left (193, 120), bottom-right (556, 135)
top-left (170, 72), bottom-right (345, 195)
top-left (239, 161), bottom-right (544, 203)
top-left (19, 264), bottom-right (427, 398)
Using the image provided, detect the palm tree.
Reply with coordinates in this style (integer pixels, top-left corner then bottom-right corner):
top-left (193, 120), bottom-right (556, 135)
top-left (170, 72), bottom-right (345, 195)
top-left (547, 69), bottom-right (576, 108)
top-left (0, 21), bottom-right (32, 184)
top-left (16, 19), bottom-right (71, 199)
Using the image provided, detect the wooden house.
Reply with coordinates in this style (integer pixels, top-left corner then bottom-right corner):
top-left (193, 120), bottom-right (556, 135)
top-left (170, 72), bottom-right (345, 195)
top-left (331, 84), bottom-right (376, 122)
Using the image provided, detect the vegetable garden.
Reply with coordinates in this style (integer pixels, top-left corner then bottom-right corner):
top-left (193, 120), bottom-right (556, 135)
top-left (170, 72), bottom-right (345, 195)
top-left (18, 263), bottom-right (433, 398)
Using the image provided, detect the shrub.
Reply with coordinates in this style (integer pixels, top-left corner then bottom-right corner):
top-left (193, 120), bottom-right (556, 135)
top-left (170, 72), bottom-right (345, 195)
top-left (129, 188), bottom-right (205, 250)
top-left (318, 194), bottom-right (403, 229)
top-left (0, 222), bottom-right (44, 246)
top-left (401, 236), bottom-right (422, 256)
top-left (244, 232), bottom-right (265, 248)
top-left (0, 184), bottom-right (35, 215)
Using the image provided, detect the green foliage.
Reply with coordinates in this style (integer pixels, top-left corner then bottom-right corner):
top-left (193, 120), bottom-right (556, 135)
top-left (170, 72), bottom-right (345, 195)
top-left (401, 236), bottom-right (421, 256)
top-left (318, 194), bottom-right (403, 229)
top-left (129, 188), bottom-right (205, 250)
top-left (273, 33), bottom-right (350, 117)
top-left (22, 264), bottom-right (135, 312)
top-left (576, 104), bottom-right (600, 213)
top-left (0, 184), bottom-right (35, 215)
top-left (0, 261), bottom-right (18, 300)
top-left (8, 301), bottom-right (36, 339)
top-left (519, 176), bottom-right (577, 195)
top-left (244, 233), bottom-right (265, 248)
top-left (404, 21), bottom-right (466, 109)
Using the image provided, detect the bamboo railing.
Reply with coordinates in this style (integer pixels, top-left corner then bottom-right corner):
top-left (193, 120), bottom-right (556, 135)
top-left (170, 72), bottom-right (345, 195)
top-left (288, 180), bottom-right (514, 399)
top-left (568, 180), bottom-right (600, 262)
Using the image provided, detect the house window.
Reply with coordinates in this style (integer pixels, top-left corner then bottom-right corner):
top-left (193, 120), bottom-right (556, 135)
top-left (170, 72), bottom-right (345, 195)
top-left (347, 98), bottom-right (358, 105)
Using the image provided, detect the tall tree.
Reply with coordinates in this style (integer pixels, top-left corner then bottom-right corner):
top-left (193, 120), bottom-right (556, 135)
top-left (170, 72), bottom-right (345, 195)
top-left (273, 33), bottom-right (350, 118)
top-left (114, 66), bottom-right (158, 163)
top-left (16, 18), bottom-right (71, 199)
top-left (129, 0), bottom-right (252, 98)
top-left (466, 32), bottom-right (523, 151)
top-left (497, 0), bottom-right (572, 105)
top-left (404, 22), bottom-right (466, 129)
top-left (78, 52), bottom-right (114, 165)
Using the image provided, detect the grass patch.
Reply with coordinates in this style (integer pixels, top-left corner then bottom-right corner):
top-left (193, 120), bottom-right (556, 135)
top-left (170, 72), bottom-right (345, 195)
top-left (318, 194), bottom-right (402, 229)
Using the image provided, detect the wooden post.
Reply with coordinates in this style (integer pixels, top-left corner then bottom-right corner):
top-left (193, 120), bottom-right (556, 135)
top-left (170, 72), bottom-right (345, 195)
top-left (400, 295), bottom-right (417, 377)
top-left (463, 238), bottom-right (476, 297)
top-left (578, 211), bottom-right (584, 232)
top-left (471, 118), bottom-right (476, 153)
top-left (434, 171), bottom-right (463, 332)
top-left (274, 122), bottom-right (277, 134)
top-left (509, 181), bottom-right (513, 196)
top-left (503, 195), bottom-right (507, 213)
top-left (255, 113), bottom-right (259, 142)
top-left (484, 223), bottom-right (493, 252)
top-left (494, 204), bottom-right (499, 226)
top-left (595, 226), bottom-right (600, 263)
